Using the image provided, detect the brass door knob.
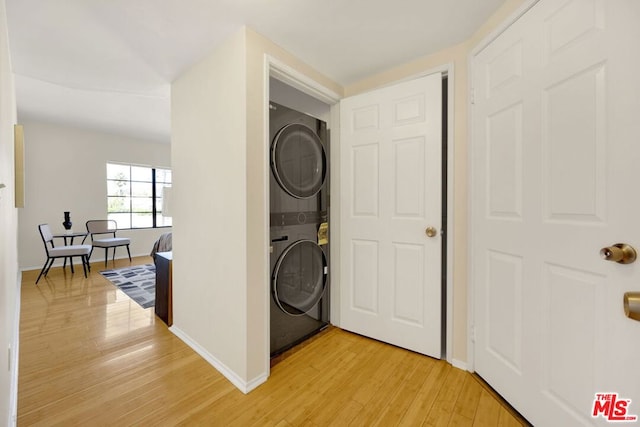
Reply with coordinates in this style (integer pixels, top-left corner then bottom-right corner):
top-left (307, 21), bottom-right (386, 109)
top-left (600, 243), bottom-right (637, 264)
top-left (425, 227), bottom-right (437, 238)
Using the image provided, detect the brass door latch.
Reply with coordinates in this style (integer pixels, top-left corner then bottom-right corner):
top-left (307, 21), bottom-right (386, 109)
top-left (624, 292), bottom-right (640, 321)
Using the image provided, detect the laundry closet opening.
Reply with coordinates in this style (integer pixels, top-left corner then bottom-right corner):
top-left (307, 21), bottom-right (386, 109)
top-left (268, 72), bottom-right (450, 362)
top-left (268, 77), bottom-right (333, 358)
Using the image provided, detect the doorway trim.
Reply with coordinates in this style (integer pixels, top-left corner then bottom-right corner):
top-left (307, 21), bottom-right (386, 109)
top-left (263, 55), bottom-right (456, 371)
top-left (267, 56), bottom-right (341, 105)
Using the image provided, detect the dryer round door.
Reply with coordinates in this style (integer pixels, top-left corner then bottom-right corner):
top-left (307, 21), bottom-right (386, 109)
top-left (272, 239), bottom-right (327, 316)
top-left (271, 123), bottom-right (326, 199)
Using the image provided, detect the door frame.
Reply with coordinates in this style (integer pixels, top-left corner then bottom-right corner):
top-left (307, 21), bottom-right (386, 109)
top-left (467, 0), bottom-right (541, 372)
top-left (263, 55), bottom-right (456, 368)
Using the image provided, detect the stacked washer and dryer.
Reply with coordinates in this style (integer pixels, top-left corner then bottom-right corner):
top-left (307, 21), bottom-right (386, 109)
top-left (269, 101), bottom-right (330, 357)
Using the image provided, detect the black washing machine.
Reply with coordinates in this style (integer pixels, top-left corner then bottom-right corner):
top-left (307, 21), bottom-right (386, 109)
top-left (269, 101), bottom-right (330, 356)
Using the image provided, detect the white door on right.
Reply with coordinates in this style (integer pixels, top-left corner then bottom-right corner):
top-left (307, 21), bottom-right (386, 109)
top-left (472, 0), bottom-right (640, 426)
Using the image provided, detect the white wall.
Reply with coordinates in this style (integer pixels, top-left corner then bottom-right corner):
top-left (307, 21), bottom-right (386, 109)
top-left (17, 120), bottom-right (172, 270)
top-left (0, 0), bottom-right (20, 423)
top-left (171, 29), bottom-right (250, 384)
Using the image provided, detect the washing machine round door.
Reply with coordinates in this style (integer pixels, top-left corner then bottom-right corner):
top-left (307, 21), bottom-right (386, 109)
top-left (271, 123), bottom-right (326, 199)
top-left (273, 240), bottom-right (327, 316)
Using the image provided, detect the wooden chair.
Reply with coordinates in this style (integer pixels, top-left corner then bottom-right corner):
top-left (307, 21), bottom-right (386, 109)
top-left (36, 224), bottom-right (92, 284)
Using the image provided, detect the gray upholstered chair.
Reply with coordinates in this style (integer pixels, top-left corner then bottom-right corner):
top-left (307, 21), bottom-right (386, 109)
top-left (84, 220), bottom-right (131, 267)
top-left (36, 223), bottom-right (92, 284)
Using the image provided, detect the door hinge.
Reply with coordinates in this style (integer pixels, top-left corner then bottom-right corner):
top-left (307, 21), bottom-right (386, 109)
top-left (470, 324), bottom-right (476, 343)
top-left (471, 88), bottom-right (476, 105)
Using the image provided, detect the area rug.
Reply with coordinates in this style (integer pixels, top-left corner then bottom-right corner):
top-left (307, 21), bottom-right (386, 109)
top-left (100, 264), bottom-right (156, 309)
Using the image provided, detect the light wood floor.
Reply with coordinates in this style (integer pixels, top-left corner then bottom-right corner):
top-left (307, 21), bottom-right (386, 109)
top-left (18, 256), bottom-right (528, 426)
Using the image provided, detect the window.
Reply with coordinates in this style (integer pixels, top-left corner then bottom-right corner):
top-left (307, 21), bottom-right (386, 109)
top-left (107, 163), bottom-right (172, 229)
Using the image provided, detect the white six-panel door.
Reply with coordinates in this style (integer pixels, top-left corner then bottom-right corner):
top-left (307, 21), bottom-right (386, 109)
top-left (472, 0), bottom-right (640, 425)
top-left (340, 73), bottom-right (442, 358)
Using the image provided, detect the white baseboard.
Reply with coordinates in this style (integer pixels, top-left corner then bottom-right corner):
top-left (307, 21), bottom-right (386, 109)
top-left (21, 252), bottom-right (154, 272)
top-left (169, 326), bottom-right (268, 394)
top-left (451, 358), bottom-right (468, 371)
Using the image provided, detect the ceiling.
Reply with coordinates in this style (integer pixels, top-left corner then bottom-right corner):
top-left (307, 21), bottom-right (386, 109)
top-left (6, 0), bottom-right (505, 143)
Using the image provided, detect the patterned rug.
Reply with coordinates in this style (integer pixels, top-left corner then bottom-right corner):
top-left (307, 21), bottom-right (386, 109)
top-left (100, 264), bottom-right (156, 309)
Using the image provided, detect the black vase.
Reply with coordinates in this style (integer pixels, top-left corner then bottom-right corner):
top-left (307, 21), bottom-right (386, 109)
top-left (62, 211), bottom-right (72, 230)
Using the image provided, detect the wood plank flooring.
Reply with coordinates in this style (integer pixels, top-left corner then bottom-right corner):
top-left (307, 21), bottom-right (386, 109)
top-left (18, 256), bottom-right (528, 426)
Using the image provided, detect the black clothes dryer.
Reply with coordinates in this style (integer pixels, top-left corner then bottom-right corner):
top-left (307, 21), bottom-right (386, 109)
top-left (269, 102), bottom-right (329, 228)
